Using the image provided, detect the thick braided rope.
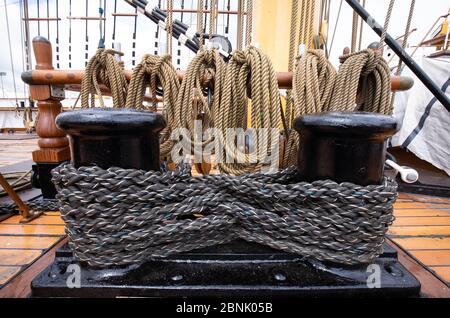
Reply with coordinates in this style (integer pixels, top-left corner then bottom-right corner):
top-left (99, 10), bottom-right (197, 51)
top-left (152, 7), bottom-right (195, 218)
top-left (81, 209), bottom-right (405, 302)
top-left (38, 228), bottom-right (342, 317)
top-left (328, 49), bottom-right (392, 115)
top-left (125, 54), bottom-right (180, 158)
top-left (52, 163), bottom-right (397, 268)
top-left (217, 46), bottom-right (282, 175)
top-left (81, 49), bottom-right (128, 108)
top-left (283, 49), bottom-right (337, 168)
top-left (395, 0), bottom-right (415, 75)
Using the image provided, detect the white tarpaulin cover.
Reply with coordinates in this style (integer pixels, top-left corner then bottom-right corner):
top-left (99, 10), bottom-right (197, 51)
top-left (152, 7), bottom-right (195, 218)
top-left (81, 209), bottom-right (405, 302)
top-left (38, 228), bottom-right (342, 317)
top-left (391, 55), bottom-right (450, 176)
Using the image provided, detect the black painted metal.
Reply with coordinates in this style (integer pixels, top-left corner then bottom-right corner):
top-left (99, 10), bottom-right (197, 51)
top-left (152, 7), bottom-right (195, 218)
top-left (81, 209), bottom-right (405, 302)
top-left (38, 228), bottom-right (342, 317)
top-left (31, 240), bottom-right (420, 298)
top-left (31, 163), bottom-right (59, 199)
top-left (55, 108), bottom-right (166, 171)
top-left (345, 0), bottom-right (450, 112)
top-left (294, 112), bottom-right (398, 185)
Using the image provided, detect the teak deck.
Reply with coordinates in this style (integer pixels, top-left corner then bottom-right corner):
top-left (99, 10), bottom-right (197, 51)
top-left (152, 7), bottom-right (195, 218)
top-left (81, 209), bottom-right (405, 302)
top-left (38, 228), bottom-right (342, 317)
top-left (389, 193), bottom-right (450, 287)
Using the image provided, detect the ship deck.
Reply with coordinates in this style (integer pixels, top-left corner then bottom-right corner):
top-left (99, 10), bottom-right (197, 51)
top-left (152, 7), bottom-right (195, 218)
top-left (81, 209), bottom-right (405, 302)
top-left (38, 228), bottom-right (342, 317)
top-left (0, 134), bottom-right (450, 297)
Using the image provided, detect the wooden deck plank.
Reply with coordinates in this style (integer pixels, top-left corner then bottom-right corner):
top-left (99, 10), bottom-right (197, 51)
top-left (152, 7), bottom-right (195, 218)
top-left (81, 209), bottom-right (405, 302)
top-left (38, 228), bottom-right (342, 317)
top-left (0, 224), bottom-right (66, 236)
top-left (388, 225), bottom-right (450, 237)
top-left (394, 202), bottom-right (450, 209)
top-left (0, 266), bottom-right (22, 285)
top-left (43, 212), bottom-right (60, 216)
top-left (3, 215), bottom-right (64, 225)
top-left (0, 237), bottom-right (68, 297)
top-left (0, 250), bottom-right (42, 266)
top-left (0, 236), bottom-right (61, 249)
top-left (429, 267), bottom-right (450, 283)
top-left (409, 250), bottom-right (450, 266)
top-left (393, 217), bottom-right (450, 227)
top-left (387, 239), bottom-right (450, 297)
top-left (394, 209), bottom-right (450, 217)
top-left (391, 237), bottom-right (450, 250)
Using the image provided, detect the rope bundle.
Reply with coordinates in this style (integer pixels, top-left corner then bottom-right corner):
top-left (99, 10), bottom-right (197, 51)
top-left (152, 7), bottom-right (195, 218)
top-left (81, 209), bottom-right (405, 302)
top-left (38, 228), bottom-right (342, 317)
top-left (329, 49), bottom-right (392, 114)
top-left (125, 54), bottom-right (180, 158)
top-left (283, 49), bottom-right (337, 167)
top-left (170, 48), bottom-right (226, 158)
top-left (52, 163), bottom-right (397, 268)
top-left (81, 49), bottom-right (128, 108)
top-left (217, 46), bottom-right (282, 175)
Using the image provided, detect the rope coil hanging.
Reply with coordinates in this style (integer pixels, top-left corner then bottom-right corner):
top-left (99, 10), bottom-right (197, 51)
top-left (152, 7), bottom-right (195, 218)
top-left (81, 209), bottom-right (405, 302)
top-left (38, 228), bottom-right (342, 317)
top-left (329, 49), bottom-right (392, 114)
top-left (81, 49), bottom-right (128, 108)
top-left (283, 49), bottom-right (337, 167)
top-left (170, 48), bottom-right (226, 160)
top-left (125, 54), bottom-right (180, 158)
top-left (216, 46), bottom-right (282, 175)
top-left (52, 163), bottom-right (397, 268)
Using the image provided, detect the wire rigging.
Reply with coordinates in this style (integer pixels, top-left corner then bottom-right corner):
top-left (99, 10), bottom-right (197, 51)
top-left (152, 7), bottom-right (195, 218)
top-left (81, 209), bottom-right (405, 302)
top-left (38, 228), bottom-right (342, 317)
top-left (4, 0), bottom-right (19, 107)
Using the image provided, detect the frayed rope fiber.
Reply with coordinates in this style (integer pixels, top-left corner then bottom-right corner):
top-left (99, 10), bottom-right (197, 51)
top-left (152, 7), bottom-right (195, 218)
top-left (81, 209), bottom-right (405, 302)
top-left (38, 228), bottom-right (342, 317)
top-left (51, 163), bottom-right (397, 268)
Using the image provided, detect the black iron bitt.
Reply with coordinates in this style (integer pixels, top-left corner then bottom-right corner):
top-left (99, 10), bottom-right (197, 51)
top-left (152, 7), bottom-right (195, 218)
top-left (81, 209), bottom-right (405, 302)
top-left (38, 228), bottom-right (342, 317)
top-left (294, 112), bottom-right (398, 185)
top-left (55, 108), bottom-right (166, 171)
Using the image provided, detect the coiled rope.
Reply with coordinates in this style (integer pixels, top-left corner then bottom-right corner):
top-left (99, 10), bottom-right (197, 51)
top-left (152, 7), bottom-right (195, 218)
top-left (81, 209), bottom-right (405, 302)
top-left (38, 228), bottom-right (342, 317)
top-left (329, 49), bottom-right (392, 114)
top-left (283, 49), bottom-right (337, 167)
top-left (52, 163), bottom-right (397, 268)
top-left (216, 46), bottom-right (282, 175)
top-left (125, 54), bottom-right (180, 158)
top-left (81, 49), bottom-right (128, 108)
top-left (171, 48), bottom-right (226, 159)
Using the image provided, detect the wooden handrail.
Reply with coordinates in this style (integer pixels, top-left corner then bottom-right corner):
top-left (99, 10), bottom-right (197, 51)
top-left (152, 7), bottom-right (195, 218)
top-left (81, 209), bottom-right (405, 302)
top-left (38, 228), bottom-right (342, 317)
top-left (22, 70), bottom-right (414, 91)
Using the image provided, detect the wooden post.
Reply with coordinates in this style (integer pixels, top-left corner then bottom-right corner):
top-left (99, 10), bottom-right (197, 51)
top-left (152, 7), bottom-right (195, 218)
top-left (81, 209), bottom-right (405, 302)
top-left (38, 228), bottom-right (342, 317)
top-left (29, 36), bottom-right (70, 198)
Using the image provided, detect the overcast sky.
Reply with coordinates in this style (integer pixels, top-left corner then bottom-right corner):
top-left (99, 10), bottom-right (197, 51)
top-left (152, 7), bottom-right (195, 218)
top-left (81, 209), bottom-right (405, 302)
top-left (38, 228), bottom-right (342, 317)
top-left (0, 0), bottom-right (449, 104)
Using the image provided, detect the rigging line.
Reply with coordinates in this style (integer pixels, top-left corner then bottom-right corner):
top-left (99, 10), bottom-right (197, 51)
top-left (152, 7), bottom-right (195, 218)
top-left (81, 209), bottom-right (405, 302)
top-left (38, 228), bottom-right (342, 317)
top-left (19, 0), bottom-right (27, 99)
top-left (56, 0), bottom-right (60, 68)
top-left (225, 0), bottom-right (230, 35)
top-left (98, 0), bottom-right (104, 48)
top-left (380, 0), bottom-right (395, 47)
top-left (85, 0), bottom-right (89, 66)
top-left (132, 6), bottom-right (138, 65)
top-left (112, 0), bottom-right (117, 40)
top-left (37, 0), bottom-right (40, 35)
top-left (236, 0), bottom-right (243, 50)
top-left (245, 0), bottom-right (253, 46)
top-left (155, 0), bottom-right (162, 55)
top-left (358, 0), bottom-right (366, 51)
top-left (69, 0), bottom-right (72, 68)
top-left (208, 0), bottom-right (215, 40)
top-left (328, 0), bottom-right (343, 57)
top-left (197, 0), bottom-right (204, 49)
top-left (167, 0), bottom-right (173, 54)
top-left (23, 0), bottom-right (32, 70)
top-left (395, 0), bottom-right (415, 75)
top-left (351, 0), bottom-right (359, 53)
top-left (103, 0), bottom-right (106, 43)
top-left (4, 0), bottom-right (19, 104)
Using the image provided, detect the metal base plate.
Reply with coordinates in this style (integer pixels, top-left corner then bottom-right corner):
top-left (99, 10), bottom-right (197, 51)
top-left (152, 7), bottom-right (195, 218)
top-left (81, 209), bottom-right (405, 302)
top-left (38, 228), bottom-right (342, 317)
top-left (31, 240), bottom-right (420, 298)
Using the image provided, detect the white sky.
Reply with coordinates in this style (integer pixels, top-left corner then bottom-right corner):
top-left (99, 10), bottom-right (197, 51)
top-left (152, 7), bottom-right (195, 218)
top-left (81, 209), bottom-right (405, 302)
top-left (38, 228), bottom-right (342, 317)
top-left (0, 0), bottom-right (449, 104)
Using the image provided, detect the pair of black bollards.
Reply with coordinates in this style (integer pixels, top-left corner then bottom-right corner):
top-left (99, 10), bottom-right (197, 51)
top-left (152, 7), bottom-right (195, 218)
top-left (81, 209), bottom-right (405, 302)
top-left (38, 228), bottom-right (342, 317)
top-left (30, 109), bottom-right (421, 298)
